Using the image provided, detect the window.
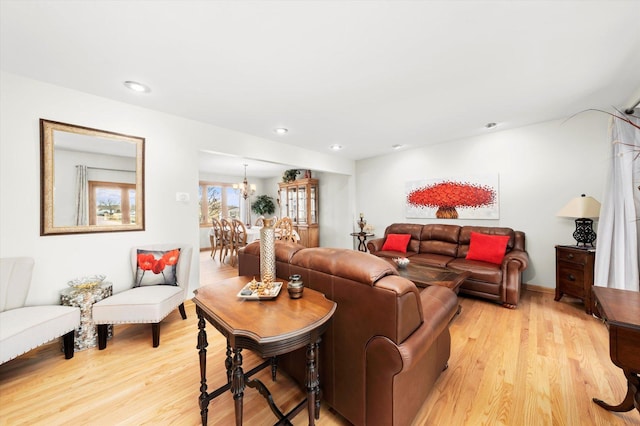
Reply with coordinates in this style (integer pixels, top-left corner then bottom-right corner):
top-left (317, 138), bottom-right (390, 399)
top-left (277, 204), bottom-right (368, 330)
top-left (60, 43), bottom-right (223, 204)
top-left (199, 181), bottom-right (241, 226)
top-left (88, 181), bottom-right (136, 225)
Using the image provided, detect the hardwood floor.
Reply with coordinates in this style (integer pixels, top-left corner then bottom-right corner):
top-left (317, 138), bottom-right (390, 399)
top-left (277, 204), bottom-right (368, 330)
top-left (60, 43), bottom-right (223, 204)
top-left (0, 249), bottom-right (638, 426)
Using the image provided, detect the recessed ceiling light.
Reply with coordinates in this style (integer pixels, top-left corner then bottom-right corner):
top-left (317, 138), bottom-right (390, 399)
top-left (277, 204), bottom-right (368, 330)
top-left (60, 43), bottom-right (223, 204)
top-left (123, 80), bottom-right (151, 93)
top-left (484, 122), bottom-right (498, 129)
top-left (274, 127), bottom-right (288, 135)
top-left (391, 144), bottom-right (404, 150)
top-left (329, 144), bottom-right (343, 151)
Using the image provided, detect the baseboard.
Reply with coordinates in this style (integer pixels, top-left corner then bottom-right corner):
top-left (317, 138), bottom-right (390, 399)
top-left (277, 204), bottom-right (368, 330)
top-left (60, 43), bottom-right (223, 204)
top-left (524, 283), bottom-right (555, 294)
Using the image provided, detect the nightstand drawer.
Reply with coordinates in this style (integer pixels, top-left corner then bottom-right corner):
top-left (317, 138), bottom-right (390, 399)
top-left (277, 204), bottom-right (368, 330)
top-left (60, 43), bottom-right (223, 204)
top-left (557, 265), bottom-right (586, 297)
top-left (557, 249), bottom-right (589, 265)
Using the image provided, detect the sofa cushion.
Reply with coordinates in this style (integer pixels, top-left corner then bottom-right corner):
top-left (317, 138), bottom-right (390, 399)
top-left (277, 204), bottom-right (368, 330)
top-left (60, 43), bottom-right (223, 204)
top-left (447, 258), bottom-right (503, 284)
top-left (93, 285), bottom-right (184, 324)
top-left (465, 232), bottom-right (510, 264)
top-left (457, 226), bottom-right (515, 258)
top-left (410, 253), bottom-right (455, 268)
top-left (381, 234), bottom-right (412, 253)
top-left (0, 305), bottom-right (80, 364)
top-left (134, 249), bottom-right (181, 287)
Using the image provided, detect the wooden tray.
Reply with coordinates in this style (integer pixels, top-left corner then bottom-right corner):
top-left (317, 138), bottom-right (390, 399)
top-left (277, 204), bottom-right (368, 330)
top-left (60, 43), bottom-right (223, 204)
top-left (236, 281), bottom-right (283, 300)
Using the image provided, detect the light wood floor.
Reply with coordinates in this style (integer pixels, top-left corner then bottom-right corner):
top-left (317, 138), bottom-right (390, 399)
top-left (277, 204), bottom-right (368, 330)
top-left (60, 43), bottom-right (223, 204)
top-left (0, 250), bottom-right (638, 426)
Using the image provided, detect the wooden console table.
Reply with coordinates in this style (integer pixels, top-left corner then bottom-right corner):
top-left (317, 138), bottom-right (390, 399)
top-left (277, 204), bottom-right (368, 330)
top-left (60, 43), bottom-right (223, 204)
top-left (193, 276), bottom-right (336, 425)
top-left (592, 286), bottom-right (640, 414)
top-left (350, 232), bottom-right (374, 252)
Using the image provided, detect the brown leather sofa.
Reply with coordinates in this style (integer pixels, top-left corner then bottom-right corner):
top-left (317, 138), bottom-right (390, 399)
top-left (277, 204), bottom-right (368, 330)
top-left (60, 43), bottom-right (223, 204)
top-left (367, 223), bottom-right (529, 308)
top-left (238, 241), bottom-right (459, 426)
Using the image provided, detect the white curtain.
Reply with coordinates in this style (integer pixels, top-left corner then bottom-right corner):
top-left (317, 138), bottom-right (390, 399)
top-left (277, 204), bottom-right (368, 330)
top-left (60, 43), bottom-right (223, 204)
top-left (594, 114), bottom-right (640, 291)
top-left (74, 165), bottom-right (89, 226)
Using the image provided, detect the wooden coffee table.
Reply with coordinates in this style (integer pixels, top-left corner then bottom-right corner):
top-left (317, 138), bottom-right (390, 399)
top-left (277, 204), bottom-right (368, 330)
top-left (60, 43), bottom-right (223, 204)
top-left (385, 259), bottom-right (470, 293)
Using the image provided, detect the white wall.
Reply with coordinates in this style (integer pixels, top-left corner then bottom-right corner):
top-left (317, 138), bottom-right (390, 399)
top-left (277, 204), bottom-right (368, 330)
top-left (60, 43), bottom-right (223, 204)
top-left (0, 72), bottom-right (355, 304)
top-left (355, 114), bottom-right (610, 288)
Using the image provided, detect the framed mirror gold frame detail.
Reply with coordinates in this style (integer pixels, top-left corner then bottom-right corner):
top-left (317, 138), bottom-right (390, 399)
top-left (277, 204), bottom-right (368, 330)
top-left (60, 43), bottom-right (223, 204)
top-left (40, 119), bottom-right (145, 235)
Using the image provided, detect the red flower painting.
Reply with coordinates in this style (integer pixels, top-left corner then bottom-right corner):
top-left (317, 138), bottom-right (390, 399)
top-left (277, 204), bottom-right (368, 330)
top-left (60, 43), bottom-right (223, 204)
top-left (137, 250), bottom-right (180, 285)
top-left (407, 180), bottom-right (496, 219)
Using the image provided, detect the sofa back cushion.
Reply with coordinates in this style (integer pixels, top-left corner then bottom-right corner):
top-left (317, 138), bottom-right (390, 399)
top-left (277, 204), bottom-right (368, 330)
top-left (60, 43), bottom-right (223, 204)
top-left (384, 223), bottom-right (423, 253)
top-left (419, 224), bottom-right (461, 257)
top-left (457, 226), bottom-right (515, 258)
top-left (0, 257), bottom-right (33, 312)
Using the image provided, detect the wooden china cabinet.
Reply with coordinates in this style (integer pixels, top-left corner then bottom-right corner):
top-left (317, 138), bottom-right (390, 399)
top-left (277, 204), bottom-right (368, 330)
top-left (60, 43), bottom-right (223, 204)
top-left (278, 178), bottom-right (319, 247)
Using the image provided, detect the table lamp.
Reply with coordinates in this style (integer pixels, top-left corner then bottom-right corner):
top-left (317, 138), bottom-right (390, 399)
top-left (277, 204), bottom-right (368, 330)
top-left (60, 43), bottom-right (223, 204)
top-left (556, 194), bottom-right (601, 247)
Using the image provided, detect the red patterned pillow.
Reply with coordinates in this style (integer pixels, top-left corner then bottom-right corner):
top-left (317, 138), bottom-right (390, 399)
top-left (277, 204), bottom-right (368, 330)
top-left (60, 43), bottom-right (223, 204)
top-left (466, 232), bottom-right (509, 265)
top-left (381, 234), bottom-right (412, 253)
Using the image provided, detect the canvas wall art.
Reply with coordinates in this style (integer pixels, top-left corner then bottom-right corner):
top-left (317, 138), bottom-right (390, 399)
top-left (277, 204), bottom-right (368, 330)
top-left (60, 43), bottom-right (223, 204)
top-left (405, 174), bottom-right (499, 219)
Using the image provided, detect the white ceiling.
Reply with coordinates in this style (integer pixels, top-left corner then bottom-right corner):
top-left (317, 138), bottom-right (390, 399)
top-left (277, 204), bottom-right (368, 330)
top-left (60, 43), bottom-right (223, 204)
top-left (2, 1), bottom-right (639, 177)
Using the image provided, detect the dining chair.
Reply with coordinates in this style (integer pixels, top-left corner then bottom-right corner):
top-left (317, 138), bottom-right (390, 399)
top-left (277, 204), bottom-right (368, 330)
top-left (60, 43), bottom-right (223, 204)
top-left (219, 218), bottom-right (234, 264)
top-left (254, 216), bottom-right (264, 227)
top-left (210, 218), bottom-right (223, 259)
top-left (274, 217), bottom-right (296, 243)
top-left (231, 219), bottom-right (248, 267)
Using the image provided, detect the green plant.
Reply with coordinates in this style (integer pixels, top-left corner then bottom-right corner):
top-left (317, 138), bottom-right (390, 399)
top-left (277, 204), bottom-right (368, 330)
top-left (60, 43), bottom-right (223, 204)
top-left (251, 195), bottom-right (276, 216)
top-left (282, 169), bottom-right (300, 182)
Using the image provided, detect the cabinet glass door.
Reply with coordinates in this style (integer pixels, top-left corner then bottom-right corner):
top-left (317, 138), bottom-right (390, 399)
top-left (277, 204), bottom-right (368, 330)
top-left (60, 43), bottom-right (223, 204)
top-left (297, 185), bottom-right (307, 224)
top-left (310, 185), bottom-right (317, 224)
top-left (287, 187), bottom-right (297, 222)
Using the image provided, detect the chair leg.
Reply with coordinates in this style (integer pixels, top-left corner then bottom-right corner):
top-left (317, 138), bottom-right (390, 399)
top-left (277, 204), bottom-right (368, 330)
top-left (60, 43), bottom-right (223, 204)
top-left (63, 330), bottom-right (75, 359)
top-left (178, 303), bottom-right (187, 320)
top-left (152, 323), bottom-right (160, 347)
top-left (98, 325), bottom-right (109, 350)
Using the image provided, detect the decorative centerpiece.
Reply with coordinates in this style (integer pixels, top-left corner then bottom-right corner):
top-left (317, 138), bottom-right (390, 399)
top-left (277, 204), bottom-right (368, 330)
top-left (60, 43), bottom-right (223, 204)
top-left (67, 274), bottom-right (106, 289)
top-left (393, 257), bottom-right (410, 269)
top-left (287, 274), bottom-right (304, 299)
top-left (358, 213), bottom-right (366, 233)
top-left (260, 218), bottom-right (276, 284)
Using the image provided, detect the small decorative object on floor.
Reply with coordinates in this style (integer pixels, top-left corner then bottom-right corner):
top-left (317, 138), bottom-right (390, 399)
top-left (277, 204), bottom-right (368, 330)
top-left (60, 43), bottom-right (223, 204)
top-left (260, 217), bottom-right (276, 283)
top-left (394, 257), bottom-right (410, 269)
top-left (287, 274), bottom-right (304, 299)
top-left (60, 280), bottom-right (113, 351)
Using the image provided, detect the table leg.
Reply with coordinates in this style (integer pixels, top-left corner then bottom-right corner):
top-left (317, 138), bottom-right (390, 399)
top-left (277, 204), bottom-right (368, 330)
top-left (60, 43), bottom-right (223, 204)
top-left (305, 340), bottom-right (320, 425)
top-left (231, 348), bottom-right (245, 426)
top-left (593, 369), bottom-right (640, 413)
top-left (197, 309), bottom-right (209, 426)
top-left (225, 342), bottom-right (232, 384)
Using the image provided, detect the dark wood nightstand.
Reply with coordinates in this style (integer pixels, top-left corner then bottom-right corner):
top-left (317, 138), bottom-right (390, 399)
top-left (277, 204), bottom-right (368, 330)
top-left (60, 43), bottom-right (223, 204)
top-left (555, 245), bottom-right (596, 314)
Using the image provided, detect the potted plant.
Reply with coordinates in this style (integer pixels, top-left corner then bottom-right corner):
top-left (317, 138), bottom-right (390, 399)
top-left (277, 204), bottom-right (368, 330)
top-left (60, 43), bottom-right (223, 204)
top-left (251, 195), bottom-right (276, 216)
top-left (282, 169), bottom-right (300, 183)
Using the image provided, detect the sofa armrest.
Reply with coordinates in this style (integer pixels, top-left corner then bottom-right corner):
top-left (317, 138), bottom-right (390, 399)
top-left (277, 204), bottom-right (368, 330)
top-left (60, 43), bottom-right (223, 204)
top-left (502, 249), bottom-right (529, 272)
top-left (365, 285), bottom-right (458, 425)
top-left (367, 237), bottom-right (385, 253)
top-left (501, 249), bottom-right (529, 308)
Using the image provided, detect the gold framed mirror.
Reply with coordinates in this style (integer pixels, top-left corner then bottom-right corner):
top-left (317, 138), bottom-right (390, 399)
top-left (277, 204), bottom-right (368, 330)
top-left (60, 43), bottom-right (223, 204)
top-left (40, 119), bottom-right (145, 235)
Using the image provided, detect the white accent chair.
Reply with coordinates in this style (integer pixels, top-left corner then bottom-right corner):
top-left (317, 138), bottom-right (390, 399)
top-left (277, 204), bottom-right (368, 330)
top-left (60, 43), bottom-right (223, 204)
top-left (92, 244), bottom-right (192, 349)
top-left (0, 257), bottom-right (81, 364)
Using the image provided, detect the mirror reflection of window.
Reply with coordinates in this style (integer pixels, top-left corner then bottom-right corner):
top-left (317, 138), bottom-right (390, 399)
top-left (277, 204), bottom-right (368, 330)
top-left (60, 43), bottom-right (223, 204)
top-left (88, 181), bottom-right (136, 225)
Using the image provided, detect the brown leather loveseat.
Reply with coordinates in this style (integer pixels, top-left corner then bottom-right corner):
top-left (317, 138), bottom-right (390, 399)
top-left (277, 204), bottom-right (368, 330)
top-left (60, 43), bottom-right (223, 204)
top-left (367, 224), bottom-right (529, 308)
top-left (238, 241), bottom-right (459, 426)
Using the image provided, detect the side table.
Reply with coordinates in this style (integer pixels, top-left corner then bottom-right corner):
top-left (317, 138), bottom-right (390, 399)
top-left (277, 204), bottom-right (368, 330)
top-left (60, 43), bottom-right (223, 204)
top-left (554, 245), bottom-right (596, 314)
top-left (350, 232), bottom-right (374, 252)
top-left (60, 282), bottom-right (113, 351)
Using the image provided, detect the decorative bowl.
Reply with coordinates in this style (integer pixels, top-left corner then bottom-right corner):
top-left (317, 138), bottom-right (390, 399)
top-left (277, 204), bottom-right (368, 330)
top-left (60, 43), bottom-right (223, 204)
top-left (394, 257), bottom-right (410, 269)
top-left (67, 274), bottom-right (106, 289)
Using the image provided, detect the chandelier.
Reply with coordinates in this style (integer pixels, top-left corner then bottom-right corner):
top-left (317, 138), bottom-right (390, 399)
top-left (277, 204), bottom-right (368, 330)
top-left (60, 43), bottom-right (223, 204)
top-left (234, 164), bottom-right (256, 200)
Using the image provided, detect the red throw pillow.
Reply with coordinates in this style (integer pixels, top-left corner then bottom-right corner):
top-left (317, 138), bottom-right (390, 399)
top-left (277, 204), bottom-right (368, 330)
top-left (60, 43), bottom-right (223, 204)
top-left (466, 232), bottom-right (510, 265)
top-left (381, 234), bottom-right (412, 253)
